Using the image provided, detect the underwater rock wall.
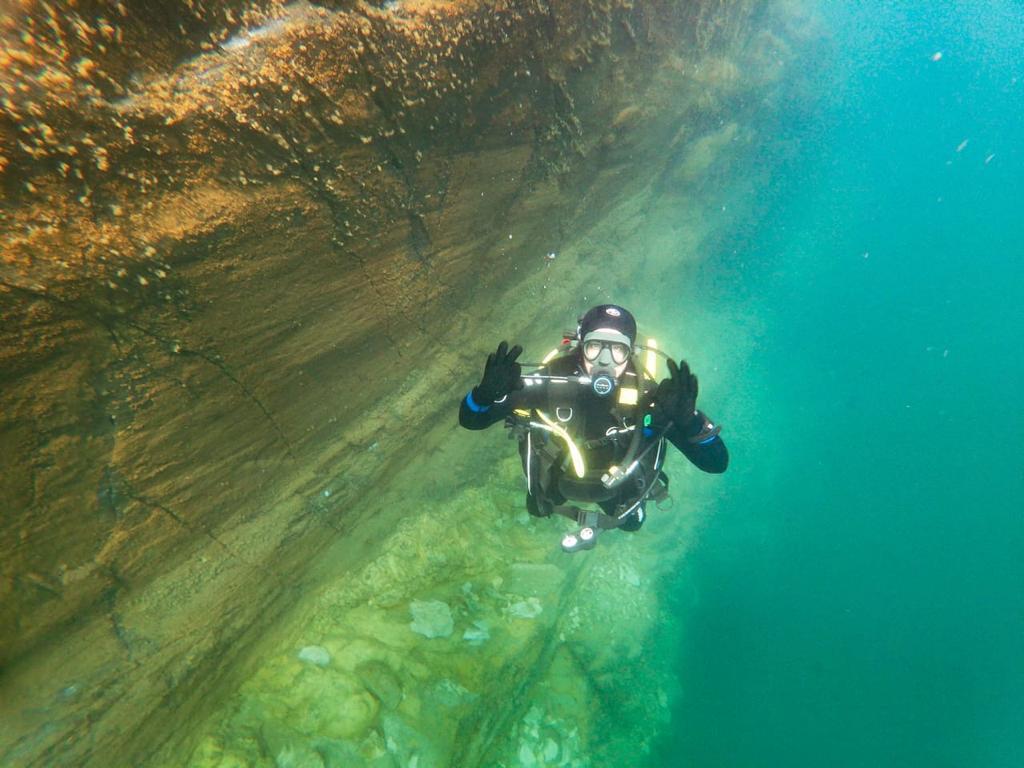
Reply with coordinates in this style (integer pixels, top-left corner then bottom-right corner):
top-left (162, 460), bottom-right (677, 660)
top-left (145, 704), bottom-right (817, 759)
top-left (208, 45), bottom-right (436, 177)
top-left (1, 0), bottom-right (812, 765)
top-left (185, 466), bottom-right (709, 768)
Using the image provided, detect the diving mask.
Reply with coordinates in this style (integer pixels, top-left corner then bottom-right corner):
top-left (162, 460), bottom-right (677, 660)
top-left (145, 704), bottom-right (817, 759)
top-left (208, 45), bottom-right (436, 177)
top-left (581, 328), bottom-right (632, 396)
top-left (582, 338), bottom-right (631, 365)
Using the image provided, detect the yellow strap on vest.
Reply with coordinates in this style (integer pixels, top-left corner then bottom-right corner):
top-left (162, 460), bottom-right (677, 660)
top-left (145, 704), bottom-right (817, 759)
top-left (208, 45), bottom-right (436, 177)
top-left (534, 410), bottom-right (587, 478)
top-left (645, 338), bottom-right (659, 378)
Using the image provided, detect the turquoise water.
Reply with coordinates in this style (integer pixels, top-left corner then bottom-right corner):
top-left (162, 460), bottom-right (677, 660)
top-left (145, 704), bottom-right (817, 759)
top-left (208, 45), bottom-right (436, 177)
top-left (655, 3), bottom-right (1024, 766)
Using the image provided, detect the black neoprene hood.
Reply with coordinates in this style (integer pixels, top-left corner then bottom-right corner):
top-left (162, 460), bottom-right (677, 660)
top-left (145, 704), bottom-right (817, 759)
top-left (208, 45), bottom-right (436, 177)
top-left (577, 304), bottom-right (637, 344)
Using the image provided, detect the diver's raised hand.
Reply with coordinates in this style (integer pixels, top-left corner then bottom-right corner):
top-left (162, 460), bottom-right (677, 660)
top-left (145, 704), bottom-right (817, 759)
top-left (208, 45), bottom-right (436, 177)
top-left (475, 340), bottom-right (524, 405)
top-left (652, 358), bottom-right (699, 429)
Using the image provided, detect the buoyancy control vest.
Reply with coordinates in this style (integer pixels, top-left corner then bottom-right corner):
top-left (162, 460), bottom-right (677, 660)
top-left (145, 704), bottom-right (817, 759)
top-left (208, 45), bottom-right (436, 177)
top-left (508, 337), bottom-right (670, 515)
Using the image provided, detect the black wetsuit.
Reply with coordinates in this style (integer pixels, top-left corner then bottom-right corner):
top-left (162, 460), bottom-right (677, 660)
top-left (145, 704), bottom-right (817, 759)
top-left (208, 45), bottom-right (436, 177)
top-left (459, 353), bottom-right (728, 530)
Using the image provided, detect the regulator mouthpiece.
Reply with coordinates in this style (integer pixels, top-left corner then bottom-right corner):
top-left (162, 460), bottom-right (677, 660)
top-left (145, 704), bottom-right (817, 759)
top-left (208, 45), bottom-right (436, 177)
top-left (591, 374), bottom-right (615, 397)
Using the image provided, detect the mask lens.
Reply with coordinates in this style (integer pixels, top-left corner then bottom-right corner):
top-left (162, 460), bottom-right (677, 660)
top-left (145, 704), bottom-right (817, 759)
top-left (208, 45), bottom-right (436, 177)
top-left (583, 338), bottom-right (631, 364)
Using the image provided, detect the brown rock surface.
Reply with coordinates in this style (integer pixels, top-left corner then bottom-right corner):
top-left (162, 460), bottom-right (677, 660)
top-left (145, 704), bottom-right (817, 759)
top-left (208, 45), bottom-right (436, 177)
top-left (0, 0), bottom-right (816, 765)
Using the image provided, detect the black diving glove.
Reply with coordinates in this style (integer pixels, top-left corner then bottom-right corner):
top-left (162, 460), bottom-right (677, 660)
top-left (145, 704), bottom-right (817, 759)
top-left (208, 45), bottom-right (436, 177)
top-left (474, 340), bottom-right (524, 405)
top-left (652, 358), bottom-right (701, 435)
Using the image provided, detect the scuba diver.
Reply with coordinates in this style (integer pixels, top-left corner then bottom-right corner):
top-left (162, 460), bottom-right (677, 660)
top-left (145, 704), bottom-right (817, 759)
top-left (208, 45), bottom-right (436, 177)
top-left (459, 304), bottom-right (728, 552)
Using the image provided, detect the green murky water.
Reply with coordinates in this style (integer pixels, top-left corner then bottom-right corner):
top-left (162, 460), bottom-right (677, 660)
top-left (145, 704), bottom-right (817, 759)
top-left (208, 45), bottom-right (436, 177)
top-left (653, 3), bottom-right (1024, 766)
top-left (146, 3), bottom-right (1023, 766)
top-left (187, 2), bottom-right (1024, 764)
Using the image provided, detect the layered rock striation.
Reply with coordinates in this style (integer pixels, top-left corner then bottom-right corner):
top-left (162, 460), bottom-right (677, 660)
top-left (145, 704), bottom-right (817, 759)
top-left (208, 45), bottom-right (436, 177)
top-left (1, 1), bottom-right (814, 765)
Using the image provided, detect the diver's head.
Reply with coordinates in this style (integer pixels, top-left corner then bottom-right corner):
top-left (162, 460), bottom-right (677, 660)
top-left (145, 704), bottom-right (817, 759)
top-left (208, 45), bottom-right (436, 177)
top-left (576, 304), bottom-right (637, 396)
